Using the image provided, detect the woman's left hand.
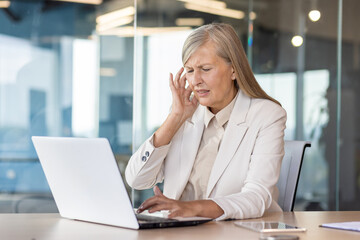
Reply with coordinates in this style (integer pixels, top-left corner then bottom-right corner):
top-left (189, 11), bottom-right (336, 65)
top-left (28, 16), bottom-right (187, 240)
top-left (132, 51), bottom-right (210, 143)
top-left (136, 186), bottom-right (224, 219)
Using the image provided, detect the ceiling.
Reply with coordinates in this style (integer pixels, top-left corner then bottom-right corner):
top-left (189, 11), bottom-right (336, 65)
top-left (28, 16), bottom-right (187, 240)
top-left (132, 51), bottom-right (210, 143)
top-left (3, 0), bottom-right (360, 43)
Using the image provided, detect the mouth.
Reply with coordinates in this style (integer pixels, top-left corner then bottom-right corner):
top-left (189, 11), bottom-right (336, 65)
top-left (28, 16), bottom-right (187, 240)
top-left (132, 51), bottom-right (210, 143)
top-left (196, 89), bottom-right (210, 97)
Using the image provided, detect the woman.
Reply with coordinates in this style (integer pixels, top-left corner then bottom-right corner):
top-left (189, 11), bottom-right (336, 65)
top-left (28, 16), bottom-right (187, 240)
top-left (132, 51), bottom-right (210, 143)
top-left (125, 23), bottom-right (286, 220)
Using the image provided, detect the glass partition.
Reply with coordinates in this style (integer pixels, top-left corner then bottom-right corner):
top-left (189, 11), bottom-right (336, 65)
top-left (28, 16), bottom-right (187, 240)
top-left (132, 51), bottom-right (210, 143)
top-left (0, 0), bottom-right (134, 212)
top-left (133, 0), bottom-right (360, 211)
top-left (335, 0), bottom-right (360, 210)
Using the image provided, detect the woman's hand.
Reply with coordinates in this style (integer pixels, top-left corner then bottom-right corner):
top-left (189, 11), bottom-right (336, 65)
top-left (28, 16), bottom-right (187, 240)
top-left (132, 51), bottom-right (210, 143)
top-left (169, 67), bottom-right (198, 123)
top-left (136, 186), bottom-right (224, 219)
top-left (137, 186), bottom-right (198, 218)
top-left (152, 68), bottom-right (199, 148)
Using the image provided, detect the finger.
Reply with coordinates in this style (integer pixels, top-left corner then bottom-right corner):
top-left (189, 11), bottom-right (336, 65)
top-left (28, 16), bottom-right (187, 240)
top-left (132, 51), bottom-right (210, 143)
top-left (174, 67), bottom-right (184, 80)
top-left (138, 195), bottom-right (168, 212)
top-left (184, 86), bottom-right (193, 101)
top-left (136, 207), bottom-right (145, 213)
top-left (153, 186), bottom-right (163, 196)
top-left (168, 210), bottom-right (182, 218)
top-left (186, 86), bottom-right (198, 105)
top-left (191, 93), bottom-right (199, 105)
top-left (137, 196), bottom-right (158, 213)
top-left (147, 202), bottom-right (174, 213)
top-left (169, 73), bottom-right (179, 96)
top-left (169, 73), bottom-right (175, 89)
top-left (179, 72), bottom-right (186, 89)
top-left (174, 67), bottom-right (184, 88)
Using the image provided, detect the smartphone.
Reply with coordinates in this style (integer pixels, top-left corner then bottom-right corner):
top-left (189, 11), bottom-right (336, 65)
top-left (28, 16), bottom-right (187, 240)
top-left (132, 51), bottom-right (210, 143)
top-left (259, 235), bottom-right (299, 240)
top-left (234, 221), bottom-right (306, 233)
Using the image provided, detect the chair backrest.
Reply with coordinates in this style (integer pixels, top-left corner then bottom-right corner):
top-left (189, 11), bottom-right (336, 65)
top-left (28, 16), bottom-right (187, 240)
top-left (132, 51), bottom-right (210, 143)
top-left (277, 140), bottom-right (311, 212)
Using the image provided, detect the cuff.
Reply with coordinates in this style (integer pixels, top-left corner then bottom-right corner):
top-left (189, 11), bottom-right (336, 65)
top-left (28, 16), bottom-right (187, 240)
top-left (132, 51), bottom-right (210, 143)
top-left (149, 134), bottom-right (172, 151)
top-left (140, 134), bottom-right (171, 164)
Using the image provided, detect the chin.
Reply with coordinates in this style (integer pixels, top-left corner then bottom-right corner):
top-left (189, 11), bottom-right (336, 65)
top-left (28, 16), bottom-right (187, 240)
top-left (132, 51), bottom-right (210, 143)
top-left (198, 100), bottom-right (212, 108)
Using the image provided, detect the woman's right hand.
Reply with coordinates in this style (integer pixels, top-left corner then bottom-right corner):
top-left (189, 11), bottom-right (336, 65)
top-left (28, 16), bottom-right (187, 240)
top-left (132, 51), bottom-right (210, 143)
top-left (152, 68), bottom-right (198, 148)
top-left (169, 67), bottom-right (198, 123)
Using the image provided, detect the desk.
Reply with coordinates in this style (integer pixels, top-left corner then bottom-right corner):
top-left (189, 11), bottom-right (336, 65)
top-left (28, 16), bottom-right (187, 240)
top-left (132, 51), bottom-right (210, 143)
top-left (0, 211), bottom-right (359, 240)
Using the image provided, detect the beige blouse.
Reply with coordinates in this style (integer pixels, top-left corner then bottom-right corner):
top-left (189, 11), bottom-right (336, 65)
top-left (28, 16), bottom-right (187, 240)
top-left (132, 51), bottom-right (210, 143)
top-left (180, 93), bottom-right (238, 201)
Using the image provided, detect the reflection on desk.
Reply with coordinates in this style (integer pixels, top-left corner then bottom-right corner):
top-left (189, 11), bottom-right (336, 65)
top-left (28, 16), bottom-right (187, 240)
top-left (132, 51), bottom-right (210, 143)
top-left (0, 211), bottom-right (360, 240)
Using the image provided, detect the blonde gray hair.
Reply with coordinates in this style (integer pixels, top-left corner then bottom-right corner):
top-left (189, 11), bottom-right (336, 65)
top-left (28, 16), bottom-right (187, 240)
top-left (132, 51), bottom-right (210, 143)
top-left (182, 23), bottom-right (280, 106)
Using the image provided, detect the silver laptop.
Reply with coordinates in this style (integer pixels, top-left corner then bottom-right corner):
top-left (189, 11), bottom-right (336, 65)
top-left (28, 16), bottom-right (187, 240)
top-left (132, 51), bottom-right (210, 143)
top-left (31, 136), bottom-right (211, 229)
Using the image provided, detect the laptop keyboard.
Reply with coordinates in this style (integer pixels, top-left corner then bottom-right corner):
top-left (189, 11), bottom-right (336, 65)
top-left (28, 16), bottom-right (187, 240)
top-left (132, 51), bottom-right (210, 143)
top-left (136, 214), bottom-right (179, 223)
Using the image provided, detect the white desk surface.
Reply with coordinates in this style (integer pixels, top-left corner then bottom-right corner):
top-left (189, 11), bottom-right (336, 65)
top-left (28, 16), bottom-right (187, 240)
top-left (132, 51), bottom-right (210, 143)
top-left (1, 211), bottom-right (360, 240)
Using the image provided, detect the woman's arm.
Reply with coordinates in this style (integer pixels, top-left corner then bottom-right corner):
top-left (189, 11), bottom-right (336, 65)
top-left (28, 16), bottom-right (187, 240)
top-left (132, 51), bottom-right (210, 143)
top-left (125, 134), bottom-right (170, 189)
top-left (153, 68), bottom-right (198, 147)
top-left (137, 186), bottom-right (224, 219)
top-left (125, 68), bottom-right (198, 189)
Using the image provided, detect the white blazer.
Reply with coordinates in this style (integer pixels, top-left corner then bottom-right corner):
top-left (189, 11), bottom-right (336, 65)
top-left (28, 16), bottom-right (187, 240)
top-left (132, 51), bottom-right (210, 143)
top-left (125, 90), bottom-right (287, 220)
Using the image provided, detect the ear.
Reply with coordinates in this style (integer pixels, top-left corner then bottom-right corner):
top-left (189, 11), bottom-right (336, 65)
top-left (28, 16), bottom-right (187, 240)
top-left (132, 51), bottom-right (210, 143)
top-left (231, 67), bottom-right (236, 80)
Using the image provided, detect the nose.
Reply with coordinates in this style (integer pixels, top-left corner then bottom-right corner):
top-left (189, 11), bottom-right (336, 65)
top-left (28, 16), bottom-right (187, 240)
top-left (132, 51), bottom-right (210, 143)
top-left (190, 70), bottom-right (202, 86)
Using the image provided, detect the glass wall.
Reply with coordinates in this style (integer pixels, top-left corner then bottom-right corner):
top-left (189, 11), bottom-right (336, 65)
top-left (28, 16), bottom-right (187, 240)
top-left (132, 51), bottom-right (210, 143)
top-left (133, 0), bottom-right (360, 211)
top-left (0, 0), bottom-right (359, 213)
top-left (0, 0), bottom-right (134, 212)
top-left (335, 0), bottom-right (360, 210)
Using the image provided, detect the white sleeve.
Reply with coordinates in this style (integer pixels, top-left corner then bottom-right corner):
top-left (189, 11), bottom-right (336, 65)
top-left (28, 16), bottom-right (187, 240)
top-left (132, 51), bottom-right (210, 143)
top-left (125, 134), bottom-right (171, 190)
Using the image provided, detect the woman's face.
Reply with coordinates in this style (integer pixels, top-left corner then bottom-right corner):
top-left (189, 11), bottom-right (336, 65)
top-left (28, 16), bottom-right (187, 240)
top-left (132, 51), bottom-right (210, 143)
top-left (185, 41), bottom-right (237, 114)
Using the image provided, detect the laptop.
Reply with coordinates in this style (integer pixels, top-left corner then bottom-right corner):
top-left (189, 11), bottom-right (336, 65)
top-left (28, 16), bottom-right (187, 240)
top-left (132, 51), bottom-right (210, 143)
top-left (31, 136), bottom-right (211, 229)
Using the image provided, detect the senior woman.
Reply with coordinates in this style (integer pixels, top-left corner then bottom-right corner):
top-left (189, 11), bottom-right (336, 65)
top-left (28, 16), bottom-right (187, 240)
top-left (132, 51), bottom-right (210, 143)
top-left (125, 23), bottom-right (287, 220)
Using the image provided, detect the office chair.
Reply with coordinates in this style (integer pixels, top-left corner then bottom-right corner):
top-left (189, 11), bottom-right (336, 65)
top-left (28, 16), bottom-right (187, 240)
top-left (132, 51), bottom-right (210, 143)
top-left (277, 140), bottom-right (311, 212)
top-left (13, 194), bottom-right (58, 213)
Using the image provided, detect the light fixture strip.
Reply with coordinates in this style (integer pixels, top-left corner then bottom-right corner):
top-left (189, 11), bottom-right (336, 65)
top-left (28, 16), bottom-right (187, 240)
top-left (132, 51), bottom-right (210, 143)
top-left (96, 6), bottom-right (135, 25)
top-left (175, 18), bottom-right (204, 26)
top-left (96, 16), bottom-right (134, 32)
top-left (178, 0), bottom-right (226, 10)
top-left (184, 3), bottom-right (244, 19)
top-left (55, 0), bottom-right (103, 5)
top-left (98, 26), bottom-right (191, 37)
top-left (0, 1), bottom-right (11, 8)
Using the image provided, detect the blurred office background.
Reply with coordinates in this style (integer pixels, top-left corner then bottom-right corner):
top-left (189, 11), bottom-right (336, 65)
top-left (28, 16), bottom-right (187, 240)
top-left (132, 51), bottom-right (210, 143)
top-left (0, 0), bottom-right (359, 213)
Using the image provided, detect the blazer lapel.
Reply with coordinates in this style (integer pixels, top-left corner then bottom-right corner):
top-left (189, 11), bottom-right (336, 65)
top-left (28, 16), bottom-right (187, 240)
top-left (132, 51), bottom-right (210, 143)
top-left (175, 106), bottom-right (204, 199)
top-left (206, 90), bottom-right (251, 197)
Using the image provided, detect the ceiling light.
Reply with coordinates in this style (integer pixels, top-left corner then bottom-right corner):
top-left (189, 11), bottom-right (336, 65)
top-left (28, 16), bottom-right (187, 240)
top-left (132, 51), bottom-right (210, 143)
top-left (308, 10), bottom-right (321, 22)
top-left (0, 1), bottom-right (10, 8)
top-left (55, 0), bottom-right (102, 5)
top-left (137, 27), bottom-right (191, 35)
top-left (291, 35), bottom-right (303, 47)
top-left (99, 26), bottom-right (191, 37)
top-left (184, 3), bottom-right (244, 19)
top-left (249, 11), bottom-right (257, 20)
top-left (96, 16), bottom-right (134, 32)
top-left (99, 26), bottom-right (135, 37)
top-left (178, 0), bottom-right (226, 10)
top-left (96, 6), bottom-right (135, 25)
top-left (175, 18), bottom-right (204, 26)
